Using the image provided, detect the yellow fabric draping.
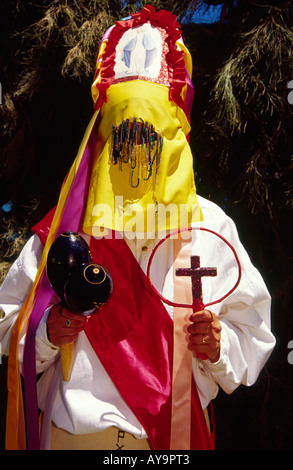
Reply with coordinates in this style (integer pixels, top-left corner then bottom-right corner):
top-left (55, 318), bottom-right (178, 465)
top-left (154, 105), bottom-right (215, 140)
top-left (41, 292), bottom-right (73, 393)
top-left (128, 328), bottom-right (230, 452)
top-left (83, 80), bottom-right (202, 236)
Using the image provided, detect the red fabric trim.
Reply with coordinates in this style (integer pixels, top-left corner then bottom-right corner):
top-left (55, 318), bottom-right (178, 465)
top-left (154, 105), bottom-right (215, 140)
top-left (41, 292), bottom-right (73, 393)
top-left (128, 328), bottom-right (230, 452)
top-left (31, 207), bottom-right (56, 245)
top-left (93, 4), bottom-right (190, 121)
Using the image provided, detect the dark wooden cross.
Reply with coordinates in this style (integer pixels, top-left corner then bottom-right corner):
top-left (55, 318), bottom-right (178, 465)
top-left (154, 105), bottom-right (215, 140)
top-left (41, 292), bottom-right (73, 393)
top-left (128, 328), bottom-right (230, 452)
top-left (176, 255), bottom-right (217, 310)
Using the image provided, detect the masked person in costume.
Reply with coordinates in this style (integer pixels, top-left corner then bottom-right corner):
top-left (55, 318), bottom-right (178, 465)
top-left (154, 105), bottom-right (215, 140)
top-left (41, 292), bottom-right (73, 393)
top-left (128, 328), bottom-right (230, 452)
top-left (0, 5), bottom-right (275, 450)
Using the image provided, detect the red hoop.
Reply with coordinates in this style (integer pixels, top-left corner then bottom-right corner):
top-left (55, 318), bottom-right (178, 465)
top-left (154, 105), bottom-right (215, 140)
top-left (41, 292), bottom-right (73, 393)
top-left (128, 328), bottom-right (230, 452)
top-left (147, 226), bottom-right (242, 310)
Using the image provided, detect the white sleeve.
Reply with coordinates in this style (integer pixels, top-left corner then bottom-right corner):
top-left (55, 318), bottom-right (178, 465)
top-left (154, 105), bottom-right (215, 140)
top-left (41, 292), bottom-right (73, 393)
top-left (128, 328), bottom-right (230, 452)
top-left (197, 201), bottom-right (275, 395)
top-left (0, 235), bottom-right (60, 371)
top-left (0, 235), bottom-right (42, 355)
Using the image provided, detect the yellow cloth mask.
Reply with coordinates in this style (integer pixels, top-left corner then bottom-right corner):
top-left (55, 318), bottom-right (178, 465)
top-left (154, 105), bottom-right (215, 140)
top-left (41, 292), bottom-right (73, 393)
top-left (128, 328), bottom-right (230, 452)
top-left (83, 8), bottom-right (203, 236)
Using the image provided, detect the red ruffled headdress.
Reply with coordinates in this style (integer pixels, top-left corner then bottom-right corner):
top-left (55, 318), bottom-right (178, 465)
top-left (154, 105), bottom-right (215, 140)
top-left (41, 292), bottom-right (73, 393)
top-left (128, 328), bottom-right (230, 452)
top-left (93, 4), bottom-right (192, 122)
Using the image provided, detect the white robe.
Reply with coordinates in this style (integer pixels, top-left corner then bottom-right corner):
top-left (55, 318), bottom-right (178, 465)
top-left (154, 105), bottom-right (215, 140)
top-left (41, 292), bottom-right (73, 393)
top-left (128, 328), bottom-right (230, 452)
top-left (0, 195), bottom-right (276, 439)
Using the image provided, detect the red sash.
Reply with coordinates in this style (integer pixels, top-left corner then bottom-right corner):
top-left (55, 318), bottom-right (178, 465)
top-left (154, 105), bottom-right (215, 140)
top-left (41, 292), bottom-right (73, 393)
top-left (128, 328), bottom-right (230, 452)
top-left (86, 236), bottom-right (213, 449)
top-left (33, 216), bottom-right (214, 450)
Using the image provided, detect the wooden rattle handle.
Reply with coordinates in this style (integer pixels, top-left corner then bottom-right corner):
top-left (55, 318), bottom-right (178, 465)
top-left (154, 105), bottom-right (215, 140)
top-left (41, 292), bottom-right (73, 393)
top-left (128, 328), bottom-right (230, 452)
top-left (60, 342), bottom-right (74, 381)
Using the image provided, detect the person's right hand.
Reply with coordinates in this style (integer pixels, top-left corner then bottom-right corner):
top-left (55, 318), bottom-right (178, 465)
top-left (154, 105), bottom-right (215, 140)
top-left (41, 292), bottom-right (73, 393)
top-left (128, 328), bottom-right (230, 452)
top-left (47, 303), bottom-right (87, 347)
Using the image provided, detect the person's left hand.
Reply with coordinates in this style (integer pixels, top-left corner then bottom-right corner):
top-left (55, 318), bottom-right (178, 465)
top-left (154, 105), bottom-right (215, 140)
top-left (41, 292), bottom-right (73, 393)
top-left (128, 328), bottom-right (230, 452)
top-left (187, 310), bottom-right (222, 362)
